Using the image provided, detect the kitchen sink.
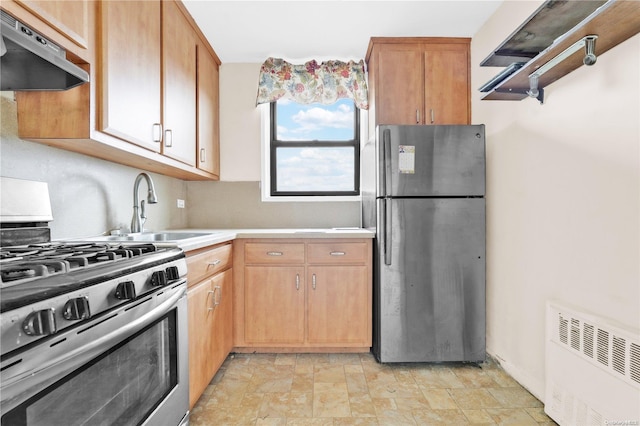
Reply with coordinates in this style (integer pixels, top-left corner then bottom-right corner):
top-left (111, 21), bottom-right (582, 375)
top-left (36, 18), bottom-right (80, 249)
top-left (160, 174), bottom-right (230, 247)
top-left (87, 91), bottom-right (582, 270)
top-left (87, 232), bottom-right (218, 242)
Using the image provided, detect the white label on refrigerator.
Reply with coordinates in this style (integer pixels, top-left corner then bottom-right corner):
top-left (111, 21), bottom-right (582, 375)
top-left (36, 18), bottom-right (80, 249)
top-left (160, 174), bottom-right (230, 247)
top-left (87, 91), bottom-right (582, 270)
top-left (398, 145), bottom-right (415, 174)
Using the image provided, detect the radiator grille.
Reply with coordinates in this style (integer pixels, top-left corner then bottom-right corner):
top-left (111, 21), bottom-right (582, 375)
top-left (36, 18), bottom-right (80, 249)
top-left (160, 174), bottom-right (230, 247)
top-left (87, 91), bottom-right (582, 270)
top-left (555, 311), bottom-right (638, 386)
top-left (546, 303), bottom-right (640, 425)
top-left (631, 343), bottom-right (640, 385)
top-left (583, 323), bottom-right (594, 358)
top-left (596, 328), bottom-right (609, 366)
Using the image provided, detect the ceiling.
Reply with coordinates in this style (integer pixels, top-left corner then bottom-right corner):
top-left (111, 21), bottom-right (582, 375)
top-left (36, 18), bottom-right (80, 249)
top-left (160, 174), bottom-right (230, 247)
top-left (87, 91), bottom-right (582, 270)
top-left (181, 1), bottom-right (504, 63)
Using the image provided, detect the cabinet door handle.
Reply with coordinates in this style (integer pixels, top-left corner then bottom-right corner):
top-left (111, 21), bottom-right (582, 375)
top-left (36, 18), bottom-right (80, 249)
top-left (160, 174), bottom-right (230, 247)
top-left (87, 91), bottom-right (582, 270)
top-left (152, 123), bottom-right (162, 143)
top-left (214, 285), bottom-right (221, 306)
top-left (267, 251), bottom-right (283, 256)
top-left (416, 109), bottom-right (420, 124)
top-left (312, 273), bottom-right (316, 290)
top-left (208, 259), bottom-right (221, 267)
top-left (164, 129), bottom-right (173, 147)
top-left (295, 274), bottom-right (300, 290)
top-left (430, 109), bottom-right (435, 124)
top-left (207, 289), bottom-right (216, 311)
top-left (200, 148), bottom-right (206, 163)
top-left (330, 251), bottom-right (345, 256)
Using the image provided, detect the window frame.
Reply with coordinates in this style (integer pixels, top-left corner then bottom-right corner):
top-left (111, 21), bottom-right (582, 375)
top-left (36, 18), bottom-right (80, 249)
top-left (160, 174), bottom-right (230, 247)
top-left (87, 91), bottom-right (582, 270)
top-left (268, 100), bottom-right (361, 197)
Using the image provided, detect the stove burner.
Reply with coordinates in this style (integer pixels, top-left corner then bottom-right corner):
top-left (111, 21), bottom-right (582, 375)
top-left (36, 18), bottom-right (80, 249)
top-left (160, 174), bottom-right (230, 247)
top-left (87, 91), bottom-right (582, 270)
top-left (0, 242), bottom-right (164, 288)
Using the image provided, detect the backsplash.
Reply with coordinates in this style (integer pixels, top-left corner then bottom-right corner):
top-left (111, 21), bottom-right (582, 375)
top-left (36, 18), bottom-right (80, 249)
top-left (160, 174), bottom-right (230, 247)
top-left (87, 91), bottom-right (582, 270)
top-left (0, 94), bottom-right (188, 240)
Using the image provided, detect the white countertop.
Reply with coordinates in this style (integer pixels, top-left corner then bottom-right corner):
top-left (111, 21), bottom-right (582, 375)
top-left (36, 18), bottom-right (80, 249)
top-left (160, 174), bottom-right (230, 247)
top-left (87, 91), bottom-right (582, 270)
top-left (168, 228), bottom-right (375, 252)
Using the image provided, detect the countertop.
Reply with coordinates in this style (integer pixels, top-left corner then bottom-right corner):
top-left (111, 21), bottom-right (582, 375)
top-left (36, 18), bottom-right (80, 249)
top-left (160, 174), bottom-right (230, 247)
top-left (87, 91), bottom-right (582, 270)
top-left (168, 228), bottom-right (375, 252)
top-left (68, 228), bottom-right (374, 252)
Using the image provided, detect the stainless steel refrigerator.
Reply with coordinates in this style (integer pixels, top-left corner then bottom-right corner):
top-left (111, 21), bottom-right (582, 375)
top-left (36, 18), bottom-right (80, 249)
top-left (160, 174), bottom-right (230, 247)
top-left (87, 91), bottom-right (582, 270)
top-left (362, 124), bottom-right (486, 363)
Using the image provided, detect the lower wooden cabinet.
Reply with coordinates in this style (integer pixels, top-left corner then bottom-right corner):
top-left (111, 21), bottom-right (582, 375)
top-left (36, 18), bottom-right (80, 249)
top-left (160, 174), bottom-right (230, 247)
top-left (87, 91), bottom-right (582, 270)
top-left (244, 266), bottom-right (305, 344)
top-left (186, 243), bottom-right (232, 409)
top-left (234, 238), bottom-right (372, 351)
top-left (307, 266), bottom-right (369, 344)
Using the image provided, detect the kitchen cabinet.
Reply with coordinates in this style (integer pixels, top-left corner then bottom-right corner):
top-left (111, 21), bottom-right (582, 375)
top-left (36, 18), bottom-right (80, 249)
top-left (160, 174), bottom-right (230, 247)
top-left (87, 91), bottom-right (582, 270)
top-left (12, 0), bottom-right (221, 180)
top-left (233, 239), bottom-right (372, 352)
top-left (99, 0), bottom-right (162, 151)
top-left (244, 266), bottom-right (305, 344)
top-left (365, 37), bottom-right (470, 136)
top-left (196, 41), bottom-right (220, 176)
top-left (99, 0), bottom-right (196, 165)
top-left (186, 242), bottom-right (233, 409)
top-left (2, 0), bottom-right (90, 59)
top-left (162, 0), bottom-right (196, 166)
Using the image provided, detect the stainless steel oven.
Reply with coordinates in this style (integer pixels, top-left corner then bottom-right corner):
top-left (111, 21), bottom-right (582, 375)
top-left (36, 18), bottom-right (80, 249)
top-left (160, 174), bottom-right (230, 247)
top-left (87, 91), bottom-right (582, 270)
top-left (0, 177), bottom-right (190, 426)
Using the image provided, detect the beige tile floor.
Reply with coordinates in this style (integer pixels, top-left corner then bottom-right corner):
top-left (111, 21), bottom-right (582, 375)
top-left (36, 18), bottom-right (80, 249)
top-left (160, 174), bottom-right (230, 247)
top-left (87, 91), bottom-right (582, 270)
top-left (190, 353), bottom-right (557, 425)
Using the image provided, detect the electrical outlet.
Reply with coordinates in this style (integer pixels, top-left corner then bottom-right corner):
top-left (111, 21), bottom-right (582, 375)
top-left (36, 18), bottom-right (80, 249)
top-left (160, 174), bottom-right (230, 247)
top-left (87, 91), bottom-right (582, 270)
top-left (177, 199), bottom-right (185, 208)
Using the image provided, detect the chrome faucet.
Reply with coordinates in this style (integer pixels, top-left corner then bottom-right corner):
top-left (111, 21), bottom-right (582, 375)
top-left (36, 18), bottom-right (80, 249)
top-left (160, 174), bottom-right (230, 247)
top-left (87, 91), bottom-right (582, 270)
top-left (131, 172), bottom-right (158, 233)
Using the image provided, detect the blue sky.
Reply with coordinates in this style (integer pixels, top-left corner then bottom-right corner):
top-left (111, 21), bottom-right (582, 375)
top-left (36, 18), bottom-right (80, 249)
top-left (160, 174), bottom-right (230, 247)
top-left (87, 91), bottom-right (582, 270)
top-left (276, 98), bottom-right (354, 141)
top-left (275, 99), bottom-right (355, 192)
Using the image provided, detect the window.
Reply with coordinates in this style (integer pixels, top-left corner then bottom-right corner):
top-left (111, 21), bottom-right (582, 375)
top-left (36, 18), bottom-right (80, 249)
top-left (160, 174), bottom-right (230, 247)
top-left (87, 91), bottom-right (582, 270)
top-left (269, 98), bottom-right (360, 197)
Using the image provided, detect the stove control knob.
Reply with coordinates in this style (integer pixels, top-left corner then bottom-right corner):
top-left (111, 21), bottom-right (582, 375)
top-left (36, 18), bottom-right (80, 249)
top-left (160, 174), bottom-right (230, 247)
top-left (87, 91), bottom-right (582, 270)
top-left (23, 309), bottom-right (57, 336)
top-left (115, 281), bottom-right (136, 300)
top-left (63, 297), bottom-right (91, 321)
top-left (165, 266), bottom-right (180, 281)
top-left (151, 270), bottom-right (167, 287)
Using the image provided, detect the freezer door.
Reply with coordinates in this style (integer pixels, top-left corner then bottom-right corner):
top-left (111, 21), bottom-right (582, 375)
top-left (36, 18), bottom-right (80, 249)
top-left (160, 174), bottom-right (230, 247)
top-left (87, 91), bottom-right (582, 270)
top-left (377, 125), bottom-right (485, 197)
top-left (374, 197), bottom-right (485, 363)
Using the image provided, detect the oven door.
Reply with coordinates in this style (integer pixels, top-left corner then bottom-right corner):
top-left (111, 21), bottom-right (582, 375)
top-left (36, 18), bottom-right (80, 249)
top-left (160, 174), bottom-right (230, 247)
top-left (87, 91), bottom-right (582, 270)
top-left (0, 281), bottom-right (189, 426)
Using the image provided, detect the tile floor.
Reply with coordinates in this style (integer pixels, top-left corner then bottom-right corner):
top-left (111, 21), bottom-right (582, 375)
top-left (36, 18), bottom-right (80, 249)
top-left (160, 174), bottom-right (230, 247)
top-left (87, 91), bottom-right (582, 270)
top-left (190, 353), bottom-right (557, 425)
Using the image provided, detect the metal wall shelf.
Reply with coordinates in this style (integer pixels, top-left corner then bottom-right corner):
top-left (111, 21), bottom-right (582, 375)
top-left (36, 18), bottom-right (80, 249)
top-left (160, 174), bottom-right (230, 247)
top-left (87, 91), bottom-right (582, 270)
top-left (480, 0), bottom-right (640, 103)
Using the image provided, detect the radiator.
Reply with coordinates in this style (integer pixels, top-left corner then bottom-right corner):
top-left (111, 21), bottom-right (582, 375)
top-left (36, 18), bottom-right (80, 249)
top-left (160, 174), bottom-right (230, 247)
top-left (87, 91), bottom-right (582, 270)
top-left (545, 302), bottom-right (640, 425)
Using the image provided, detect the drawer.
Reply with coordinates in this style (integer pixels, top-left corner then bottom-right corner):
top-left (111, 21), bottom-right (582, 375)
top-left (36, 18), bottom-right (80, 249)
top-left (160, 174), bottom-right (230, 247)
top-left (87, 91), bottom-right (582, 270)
top-left (244, 243), bottom-right (305, 264)
top-left (187, 243), bottom-right (232, 285)
top-left (307, 242), bottom-right (369, 264)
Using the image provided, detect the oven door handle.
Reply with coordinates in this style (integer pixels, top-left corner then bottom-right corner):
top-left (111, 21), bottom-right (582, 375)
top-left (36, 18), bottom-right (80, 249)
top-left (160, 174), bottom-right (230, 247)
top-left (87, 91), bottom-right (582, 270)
top-left (1, 284), bottom-right (187, 408)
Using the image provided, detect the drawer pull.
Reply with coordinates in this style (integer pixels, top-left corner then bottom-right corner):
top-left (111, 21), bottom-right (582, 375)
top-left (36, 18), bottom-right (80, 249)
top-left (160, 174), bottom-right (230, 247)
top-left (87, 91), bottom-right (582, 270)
top-left (208, 259), bottom-right (221, 267)
top-left (330, 251), bottom-right (346, 256)
top-left (267, 251), bottom-right (283, 256)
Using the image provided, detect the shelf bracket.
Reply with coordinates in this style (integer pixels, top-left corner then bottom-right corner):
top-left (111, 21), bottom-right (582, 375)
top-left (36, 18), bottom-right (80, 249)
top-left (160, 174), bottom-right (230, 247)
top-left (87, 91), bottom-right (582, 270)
top-left (527, 35), bottom-right (598, 103)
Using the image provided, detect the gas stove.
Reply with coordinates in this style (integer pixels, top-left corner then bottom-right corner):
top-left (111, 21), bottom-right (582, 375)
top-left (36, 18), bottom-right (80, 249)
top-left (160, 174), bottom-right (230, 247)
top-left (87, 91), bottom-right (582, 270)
top-left (0, 177), bottom-right (187, 357)
top-left (0, 240), bottom-right (187, 356)
top-left (1, 241), bottom-right (164, 287)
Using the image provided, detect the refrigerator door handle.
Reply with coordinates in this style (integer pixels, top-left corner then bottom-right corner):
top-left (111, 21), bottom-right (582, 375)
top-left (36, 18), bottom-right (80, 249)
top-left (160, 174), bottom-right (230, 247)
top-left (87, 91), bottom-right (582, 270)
top-left (382, 129), bottom-right (392, 197)
top-left (383, 198), bottom-right (392, 265)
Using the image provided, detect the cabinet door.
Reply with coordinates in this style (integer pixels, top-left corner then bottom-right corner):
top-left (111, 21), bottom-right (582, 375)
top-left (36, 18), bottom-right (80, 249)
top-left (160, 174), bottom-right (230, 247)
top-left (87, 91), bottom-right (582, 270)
top-left (15, 0), bottom-right (89, 49)
top-left (210, 269), bottom-right (233, 373)
top-left (187, 278), bottom-right (215, 409)
top-left (197, 44), bottom-right (220, 176)
top-left (244, 266), bottom-right (305, 344)
top-left (375, 45), bottom-right (424, 125)
top-left (424, 47), bottom-right (470, 125)
top-left (308, 266), bottom-right (370, 345)
top-left (98, 0), bottom-right (161, 151)
top-left (162, 0), bottom-right (196, 166)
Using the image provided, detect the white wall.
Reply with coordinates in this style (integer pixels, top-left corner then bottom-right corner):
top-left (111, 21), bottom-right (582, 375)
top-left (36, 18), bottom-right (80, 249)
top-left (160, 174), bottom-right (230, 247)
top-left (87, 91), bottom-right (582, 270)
top-left (186, 63), bottom-right (361, 229)
top-left (472, 1), bottom-right (640, 398)
top-left (0, 94), bottom-right (188, 239)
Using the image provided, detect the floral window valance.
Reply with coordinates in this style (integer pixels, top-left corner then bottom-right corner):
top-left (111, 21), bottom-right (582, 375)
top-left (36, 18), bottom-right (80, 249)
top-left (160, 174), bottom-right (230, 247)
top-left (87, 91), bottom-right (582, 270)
top-left (256, 57), bottom-right (369, 110)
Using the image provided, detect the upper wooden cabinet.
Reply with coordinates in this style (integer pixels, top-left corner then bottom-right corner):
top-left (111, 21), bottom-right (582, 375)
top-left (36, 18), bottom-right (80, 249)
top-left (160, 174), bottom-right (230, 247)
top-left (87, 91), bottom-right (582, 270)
top-left (99, 0), bottom-right (196, 166)
top-left (99, 0), bottom-right (162, 152)
top-left (162, 0), bottom-right (196, 166)
top-left (3, 0), bottom-right (90, 58)
top-left (197, 42), bottom-right (220, 177)
top-left (366, 38), bottom-right (471, 135)
top-left (12, 0), bottom-right (221, 181)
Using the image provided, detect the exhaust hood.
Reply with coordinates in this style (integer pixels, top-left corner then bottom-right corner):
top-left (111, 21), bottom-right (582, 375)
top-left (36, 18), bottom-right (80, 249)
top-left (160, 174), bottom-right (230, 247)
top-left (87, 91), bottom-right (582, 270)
top-left (0, 10), bottom-right (89, 91)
